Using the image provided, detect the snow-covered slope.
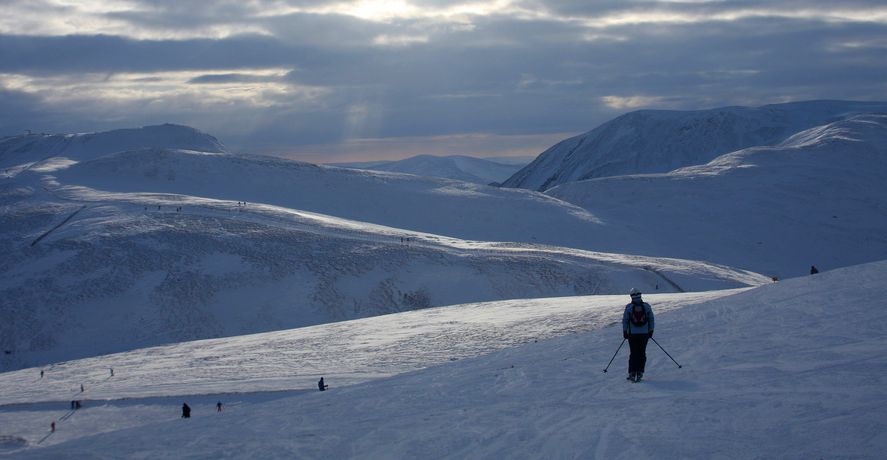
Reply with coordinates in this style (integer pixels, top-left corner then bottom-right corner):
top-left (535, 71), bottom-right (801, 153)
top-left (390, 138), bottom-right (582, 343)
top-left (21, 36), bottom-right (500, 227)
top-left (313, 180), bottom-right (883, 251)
top-left (1, 145), bottom-right (767, 371)
top-left (0, 289), bottom-right (743, 405)
top-left (502, 100), bottom-right (887, 191)
top-left (0, 183), bottom-right (763, 371)
top-left (9, 108), bottom-right (886, 373)
top-left (44, 149), bottom-right (601, 246)
top-left (0, 124), bottom-right (225, 173)
top-left (1, 260), bottom-right (884, 458)
top-left (547, 113), bottom-right (887, 278)
top-left (335, 154), bottom-right (528, 184)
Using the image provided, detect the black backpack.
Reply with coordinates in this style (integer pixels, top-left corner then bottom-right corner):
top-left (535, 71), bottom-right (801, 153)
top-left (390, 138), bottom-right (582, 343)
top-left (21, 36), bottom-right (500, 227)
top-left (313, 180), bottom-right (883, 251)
top-left (630, 303), bottom-right (648, 327)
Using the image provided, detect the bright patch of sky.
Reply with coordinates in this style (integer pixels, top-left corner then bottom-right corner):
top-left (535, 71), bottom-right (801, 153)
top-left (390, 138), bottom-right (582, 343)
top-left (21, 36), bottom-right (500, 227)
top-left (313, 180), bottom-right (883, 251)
top-left (0, 68), bottom-right (314, 107)
top-left (1, 0), bottom-right (886, 161)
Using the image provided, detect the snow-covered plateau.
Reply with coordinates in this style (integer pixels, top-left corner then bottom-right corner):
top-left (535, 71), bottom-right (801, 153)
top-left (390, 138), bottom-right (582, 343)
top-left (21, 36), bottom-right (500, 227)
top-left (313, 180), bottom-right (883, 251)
top-left (0, 260), bottom-right (884, 458)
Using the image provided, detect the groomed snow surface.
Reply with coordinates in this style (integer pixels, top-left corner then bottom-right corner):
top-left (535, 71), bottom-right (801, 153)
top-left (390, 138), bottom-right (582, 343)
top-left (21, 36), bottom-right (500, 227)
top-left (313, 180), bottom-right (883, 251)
top-left (1, 261), bottom-right (885, 459)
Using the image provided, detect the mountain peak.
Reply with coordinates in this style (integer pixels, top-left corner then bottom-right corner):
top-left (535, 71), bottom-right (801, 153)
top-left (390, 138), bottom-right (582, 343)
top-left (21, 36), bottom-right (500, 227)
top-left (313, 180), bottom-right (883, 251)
top-left (0, 123), bottom-right (226, 170)
top-left (501, 100), bottom-right (887, 191)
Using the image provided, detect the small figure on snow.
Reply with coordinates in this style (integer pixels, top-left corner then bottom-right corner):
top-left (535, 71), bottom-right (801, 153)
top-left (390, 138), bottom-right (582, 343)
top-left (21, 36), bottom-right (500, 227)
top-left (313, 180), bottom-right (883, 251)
top-left (110, 368), bottom-right (114, 377)
top-left (80, 384), bottom-right (84, 392)
top-left (318, 377), bottom-right (329, 391)
top-left (51, 421), bottom-right (55, 433)
top-left (217, 401), bottom-right (223, 412)
top-left (182, 403), bottom-right (191, 418)
top-left (810, 265), bottom-right (819, 275)
top-left (75, 400), bottom-right (81, 410)
top-left (623, 288), bottom-right (655, 382)
top-left (40, 370), bottom-right (44, 378)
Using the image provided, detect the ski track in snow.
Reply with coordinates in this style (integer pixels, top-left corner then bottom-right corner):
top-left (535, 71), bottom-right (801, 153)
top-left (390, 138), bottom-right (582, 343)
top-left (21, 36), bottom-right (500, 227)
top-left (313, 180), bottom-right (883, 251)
top-left (28, 205), bottom-right (86, 247)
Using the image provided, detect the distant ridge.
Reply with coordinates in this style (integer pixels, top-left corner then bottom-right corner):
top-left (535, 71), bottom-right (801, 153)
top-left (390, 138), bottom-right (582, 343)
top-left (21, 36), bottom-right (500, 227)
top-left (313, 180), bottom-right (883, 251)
top-left (0, 123), bottom-right (226, 170)
top-left (502, 100), bottom-right (887, 191)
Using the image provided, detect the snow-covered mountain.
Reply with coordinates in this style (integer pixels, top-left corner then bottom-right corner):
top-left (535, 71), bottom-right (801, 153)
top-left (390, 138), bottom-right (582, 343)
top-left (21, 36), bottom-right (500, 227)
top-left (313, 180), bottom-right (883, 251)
top-left (1, 260), bottom-right (884, 458)
top-left (334, 154), bottom-right (529, 184)
top-left (547, 113), bottom-right (887, 278)
top-left (1, 134), bottom-right (766, 370)
top-left (0, 124), bottom-right (225, 172)
top-left (501, 100), bottom-right (887, 191)
top-left (5, 107), bottom-right (886, 372)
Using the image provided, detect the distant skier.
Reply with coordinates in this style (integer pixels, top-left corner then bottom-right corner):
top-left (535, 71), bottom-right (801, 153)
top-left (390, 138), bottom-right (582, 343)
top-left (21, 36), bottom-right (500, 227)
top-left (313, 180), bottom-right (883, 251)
top-left (80, 384), bottom-right (84, 392)
top-left (623, 288), bottom-right (655, 382)
top-left (110, 368), bottom-right (114, 377)
top-left (810, 265), bottom-right (819, 275)
top-left (182, 403), bottom-right (191, 418)
top-left (318, 377), bottom-right (328, 391)
top-left (51, 421), bottom-right (55, 433)
top-left (216, 401), bottom-right (223, 412)
top-left (40, 370), bottom-right (44, 378)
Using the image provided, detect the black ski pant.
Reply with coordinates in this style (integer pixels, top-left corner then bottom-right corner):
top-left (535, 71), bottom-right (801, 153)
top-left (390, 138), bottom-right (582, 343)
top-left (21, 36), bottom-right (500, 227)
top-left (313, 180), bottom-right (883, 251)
top-left (628, 334), bottom-right (649, 374)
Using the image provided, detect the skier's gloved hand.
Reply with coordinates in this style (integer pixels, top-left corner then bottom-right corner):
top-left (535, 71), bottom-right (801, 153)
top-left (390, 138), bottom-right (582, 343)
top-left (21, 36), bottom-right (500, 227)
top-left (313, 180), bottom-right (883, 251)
top-left (623, 331), bottom-right (629, 339)
top-left (648, 330), bottom-right (654, 338)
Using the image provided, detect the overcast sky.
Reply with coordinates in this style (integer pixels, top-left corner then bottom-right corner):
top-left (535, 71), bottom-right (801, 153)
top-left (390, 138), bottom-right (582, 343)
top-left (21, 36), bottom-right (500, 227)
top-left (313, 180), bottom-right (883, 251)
top-left (1, 0), bottom-right (886, 162)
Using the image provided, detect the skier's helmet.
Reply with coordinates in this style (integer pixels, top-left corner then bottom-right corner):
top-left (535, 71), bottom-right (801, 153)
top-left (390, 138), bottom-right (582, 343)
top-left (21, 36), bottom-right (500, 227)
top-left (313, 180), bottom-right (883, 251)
top-left (629, 288), bottom-right (642, 299)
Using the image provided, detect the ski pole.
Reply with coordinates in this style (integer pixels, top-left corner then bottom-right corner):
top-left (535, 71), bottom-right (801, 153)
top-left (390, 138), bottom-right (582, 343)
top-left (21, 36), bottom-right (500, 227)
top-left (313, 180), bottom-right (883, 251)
top-left (650, 337), bottom-right (682, 368)
top-left (602, 338), bottom-right (626, 373)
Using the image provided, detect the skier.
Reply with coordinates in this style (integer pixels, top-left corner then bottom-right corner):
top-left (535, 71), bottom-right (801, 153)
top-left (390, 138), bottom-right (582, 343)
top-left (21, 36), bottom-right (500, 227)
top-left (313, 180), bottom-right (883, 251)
top-left (110, 368), bottom-right (114, 377)
top-left (318, 377), bottom-right (329, 391)
top-left (40, 370), bottom-right (44, 378)
top-left (182, 403), bottom-right (191, 418)
top-left (80, 384), bottom-right (84, 392)
top-left (810, 265), bottom-right (819, 275)
top-left (51, 421), bottom-right (55, 433)
top-left (623, 288), bottom-right (655, 382)
top-left (216, 401), bottom-right (223, 412)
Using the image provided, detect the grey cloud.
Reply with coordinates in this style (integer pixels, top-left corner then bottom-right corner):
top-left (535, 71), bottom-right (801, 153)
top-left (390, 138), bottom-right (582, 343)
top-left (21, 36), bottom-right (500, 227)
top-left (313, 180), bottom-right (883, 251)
top-left (533, 0), bottom-right (887, 18)
top-left (2, 2), bottom-right (886, 161)
top-left (0, 34), bottom-right (300, 74)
